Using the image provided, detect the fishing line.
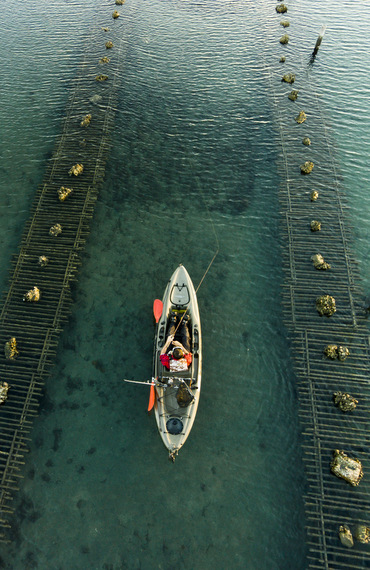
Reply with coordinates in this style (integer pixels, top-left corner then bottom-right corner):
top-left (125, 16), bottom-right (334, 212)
top-left (193, 175), bottom-right (220, 294)
top-left (150, 74), bottom-right (220, 338)
top-left (171, 158), bottom-right (219, 337)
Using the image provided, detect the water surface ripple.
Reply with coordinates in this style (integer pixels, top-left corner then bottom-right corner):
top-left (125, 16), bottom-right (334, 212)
top-left (0, 1), bottom-right (369, 568)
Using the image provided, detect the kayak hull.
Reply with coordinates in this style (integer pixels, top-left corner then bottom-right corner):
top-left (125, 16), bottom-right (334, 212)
top-left (153, 265), bottom-right (202, 461)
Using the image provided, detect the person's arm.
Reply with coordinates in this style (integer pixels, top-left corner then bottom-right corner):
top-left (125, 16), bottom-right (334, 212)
top-left (172, 340), bottom-right (190, 355)
top-left (160, 334), bottom-right (174, 355)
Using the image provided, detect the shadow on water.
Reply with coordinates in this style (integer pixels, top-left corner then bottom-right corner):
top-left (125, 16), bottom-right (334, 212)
top-left (112, 88), bottom-right (257, 216)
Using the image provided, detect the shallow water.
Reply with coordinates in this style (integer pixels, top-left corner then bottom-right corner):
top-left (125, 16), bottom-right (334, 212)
top-left (0, 1), bottom-right (369, 568)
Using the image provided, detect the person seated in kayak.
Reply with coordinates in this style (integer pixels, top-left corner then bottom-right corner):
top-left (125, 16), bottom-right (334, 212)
top-left (160, 313), bottom-right (192, 372)
top-left (160, 335), bottom-right (192, 372)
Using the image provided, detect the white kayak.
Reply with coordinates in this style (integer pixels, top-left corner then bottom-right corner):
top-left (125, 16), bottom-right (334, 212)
top-left (153, 265), bottom-right (202, 462)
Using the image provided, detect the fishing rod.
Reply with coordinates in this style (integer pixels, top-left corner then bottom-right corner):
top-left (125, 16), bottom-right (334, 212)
top-left (123, 377), bottom-right (195, 387)
top-left (123, 378), bottom-right (155, 386)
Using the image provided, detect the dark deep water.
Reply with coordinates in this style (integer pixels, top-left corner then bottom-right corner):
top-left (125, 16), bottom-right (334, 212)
top-left (0, 1), bottom-right (369, 568)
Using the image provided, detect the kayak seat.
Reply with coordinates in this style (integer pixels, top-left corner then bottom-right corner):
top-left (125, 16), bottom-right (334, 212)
top-left (159, 360), bottom-right (193, 377)
top-left (158, 354), bottom-right (193, 379)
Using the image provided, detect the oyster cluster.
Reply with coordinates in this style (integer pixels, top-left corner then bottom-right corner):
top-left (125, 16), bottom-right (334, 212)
top-left (324, 345), bottom-right (350, 361)
top-left (288, 90), bottom-right (299, 101)
top-left (316, 295), bottom-right (336, 316)
top-left (69, 163), bottom-right (84, 176)
top-left (280, 34), bottom-right (289, 44)
top-left (310, 190), bottom-right (319, 201)
top-left (301, 160), bottom-right (314, 174)
top-left (310, 220), bottom-right (321, 231)
top-left (354, 525), bottom-right (370, 544)
top-left (95, 74), bottom-right (108, 82)
top-left (339, 523), bottom-right (370, 548)
top-left (38, 255), bottom-right (49, 267)
top-left (276, 3), bottom-right (288, 13)
top-left (0, 382), bottom-right (9, 405)
top-left (80, 114), bottom-right (92, 127)
top-left (324, 344), bottom-right (338, 359)
top-left (280, 20), bottom-right (289, 27)
top-left (23, 286), bottom-right (41, 302)
top-left (279, 56), bottom-right (286, 63)
top-left (282, 73), bottom-right (295, 84)
top-left (311, 253), bottom-right (330, 270)
top-left (57, 186), bottom-right (73, 202)
top-left (4, 337), bottom-right (19, 360)
top-left (295, 110), bottom-right (306, 124)
top-left (333, 392), bottom-right (358, 412)
top-left (339, 525), bottom-right (354, 548)
top-left (112, 10), bottom-right (120, 19)
top-left (115, 0), bottom-right (125, 4)
top-left (90, 94), bottom-right (102, 105)
top-left (105, 41), bottom-right (113, 49)
top-left (331, 450), bottom-right (363, 486)
top-left (49, 223), bottom-right (62, 236)
top-left (303, 137), bottom-right (311, 146)
top-left (337, 345), bottom-right (350, 359)
top-left (99, 57), bottom-right (110, 64)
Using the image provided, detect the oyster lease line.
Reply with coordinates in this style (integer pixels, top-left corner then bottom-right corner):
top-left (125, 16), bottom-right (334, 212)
top-left (0, 8), bottom-right (126, 542)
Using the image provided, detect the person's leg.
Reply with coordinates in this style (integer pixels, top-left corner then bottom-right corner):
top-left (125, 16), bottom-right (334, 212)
top-left (178, 318), bottom-right (191, 352)
top-left (167, 312), bottom-right (178, 338)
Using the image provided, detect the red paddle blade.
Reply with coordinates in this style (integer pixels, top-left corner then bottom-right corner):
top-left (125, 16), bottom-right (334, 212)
top-left (153, 299), bottom-right (163, 323)
top-left (148, 383), bottom-right (155, 412)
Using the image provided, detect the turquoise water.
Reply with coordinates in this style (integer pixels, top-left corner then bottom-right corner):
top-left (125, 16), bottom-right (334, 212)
top-left (0, 1), bottom-right (369, 568)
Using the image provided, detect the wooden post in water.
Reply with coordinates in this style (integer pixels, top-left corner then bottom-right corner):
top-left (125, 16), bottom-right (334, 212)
top-left (312, 24), bottom-right (327, 57)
